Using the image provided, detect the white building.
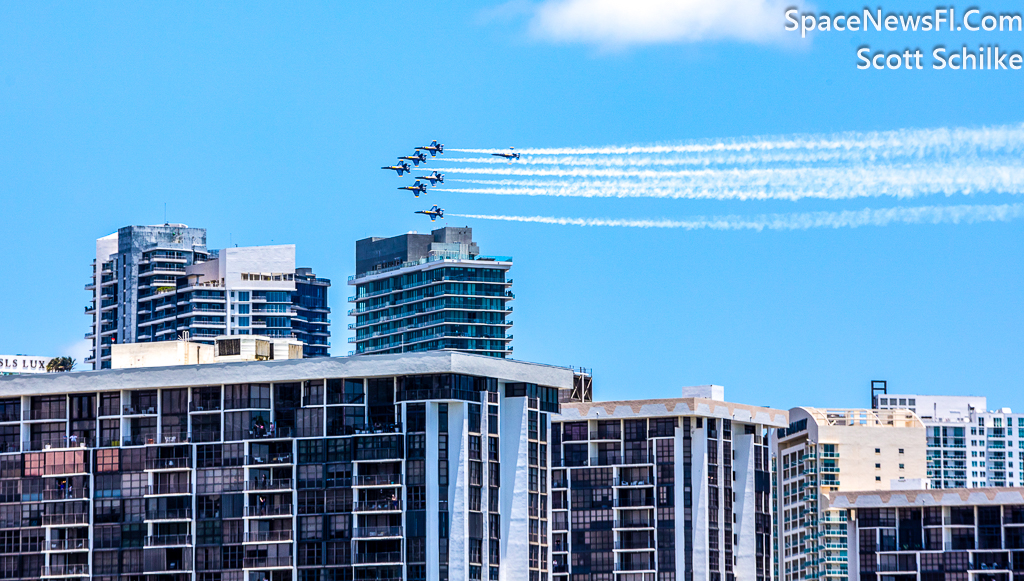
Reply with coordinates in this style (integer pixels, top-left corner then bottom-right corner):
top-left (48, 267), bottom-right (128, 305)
top-left (87, 225), bottom-right (331, 369)
top-left (875, 392), bottom-right (1022, 489)
top-left (773, 408), bottom-right (927, 581)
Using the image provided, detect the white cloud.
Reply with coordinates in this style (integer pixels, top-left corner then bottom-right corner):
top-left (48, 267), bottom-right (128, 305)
top-left (526, 0), bottom-right (796, 48)
top-left (60, 339), bottom-right (92, 367)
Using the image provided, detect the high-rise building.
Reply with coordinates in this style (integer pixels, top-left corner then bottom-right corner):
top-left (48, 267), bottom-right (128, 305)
top-left (86, 226), bottom-right (331, 369)
top-left (0, 351), bottom-right (568, 581)
top-left (348, 227), bottom-right (513, 358)
top-left (551, 385), bottom-right (789, 581)
top-left (871, 390), bottom-right (1021, 489)
top-left (831, 486), bottom-right (1024, 579)
top-left (772, 408), bottom-right (928, 581)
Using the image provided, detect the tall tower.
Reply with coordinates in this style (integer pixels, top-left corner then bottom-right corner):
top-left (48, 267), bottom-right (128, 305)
top-left (348, 227), bottom-right (513, 357)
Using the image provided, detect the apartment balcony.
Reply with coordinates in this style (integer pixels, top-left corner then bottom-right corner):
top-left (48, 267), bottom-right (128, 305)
top-left (246, 478), bottom-right (293, 491)
top-left (614, 498), bottom-right (655, 508)
top-left (242, 556), bottom-right (293, 569)
top-left (146, 508), bottom-right (193, 521)
top-left (247, 453), bottom-right (293, 466)
top-left (352, 526), bottom-right (403, 539)
top-left (23, 409), bottom-right (67, 421)
top-left (122, 405), bottom-right (157, 416)
top-left (147, 483), bottom-right (193, 495)
top-left (144, 534), bottom-right (193, 547)
top-left (354, 474), bottom-right (403, 487)
top-left (41, 565), bottom-right (89, 577)
top-left (353, 500), bottom-right (402, 513)
top-left (244, 531), bottom-right (293, 543)
top-left (24, 439), bottom-right (89, 452)
top-left (246, 504), bottom-right (293, 518)
top-left (616, 478), bottom-right (654, 487)
top-left (613, 519), bottom-right (654, 529)
top-left (190, 401), bottom-right (222, 412)
top-left (614, 541), bottom-right (656, 550)
top-left (43, 488), bottom-right (89, 501)
top-left (353, 552), bottom-right (403, 565)
top-left (42, 513), bottom-right (89, 526)
top-left (145, 457), bottom-right (192, 470)
top-left (47, 539), bottom-right (89, 551)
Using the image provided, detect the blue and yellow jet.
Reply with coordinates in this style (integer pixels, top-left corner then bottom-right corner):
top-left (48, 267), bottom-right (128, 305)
top-left (415, 205), bottom-right (444, 222)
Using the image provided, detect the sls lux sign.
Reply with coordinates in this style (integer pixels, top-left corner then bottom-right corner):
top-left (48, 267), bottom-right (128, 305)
top-left (0, 355), bottom-right (52, 374)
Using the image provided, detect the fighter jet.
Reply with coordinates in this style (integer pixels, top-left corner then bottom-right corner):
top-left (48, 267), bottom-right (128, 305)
top-left (491, 147), bottom-right (520, 162)
top-left (416, 205), bottom-right (444, 222)
top-left (381, 160), bottom-right (412, 176)
top-left (399, 152), bottom-right (428, 166)
top-left (415, 140), bottom-right (444, 157)
top-left (414, 171), bottom-right (445, 186)
top-left (398, 181), bottom-right (429, 197)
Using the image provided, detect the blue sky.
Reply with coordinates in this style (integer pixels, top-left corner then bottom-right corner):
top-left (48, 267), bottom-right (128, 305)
top-left (1, 1), bottom-right (1022, 411)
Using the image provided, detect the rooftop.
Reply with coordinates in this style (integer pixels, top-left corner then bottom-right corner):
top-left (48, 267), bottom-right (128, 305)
top-left (0, 351), bottom-right (574, 396)
top-left (559, 397), bottom-right (788, 427)
top-left (797, 407), bottom-right (923, 428)
top-left (829, 486), bottom-right (1024, 508)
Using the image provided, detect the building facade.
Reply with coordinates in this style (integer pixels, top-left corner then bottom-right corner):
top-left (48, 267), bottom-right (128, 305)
top-left (873, 393), bottom-right (1022, 489)
top-left (773, 408), bottom-right (928, 581)
top-left (831, 487), bottom-right (1024, 581)
top-left (348, 227), bottom-right (512, 358)
top-left (551, 387), bottom-right (788, 581)
top-left (0, 351), bottom-right (569, 581)
top-left (86, 227), bottom-right (331, 369)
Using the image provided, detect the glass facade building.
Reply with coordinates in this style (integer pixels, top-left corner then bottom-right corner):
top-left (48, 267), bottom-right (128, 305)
top-left (0, 352), bottom-right (570, 581)
top-left (348, 227), bottom-right (512, 358)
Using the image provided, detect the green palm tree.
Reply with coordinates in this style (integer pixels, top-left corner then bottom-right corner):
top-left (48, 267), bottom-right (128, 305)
top-left (46, 357), bottom-right (76, 372)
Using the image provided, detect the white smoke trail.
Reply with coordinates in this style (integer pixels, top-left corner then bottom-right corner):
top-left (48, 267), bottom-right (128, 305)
top-left (434, 164), bottom-right (1024, 201)
top-left (449, 203), bottom-right (1024, 232)
top-left (448, 124), bottom-right (1024, 156)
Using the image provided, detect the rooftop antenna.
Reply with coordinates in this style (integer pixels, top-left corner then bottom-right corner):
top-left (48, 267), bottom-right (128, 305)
top-left (164, 203), bottom-right (168, 226)
top-left (871, 380), bottom-right (888, 409)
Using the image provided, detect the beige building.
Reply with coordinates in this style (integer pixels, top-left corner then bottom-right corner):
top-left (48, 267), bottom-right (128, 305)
top-left (773, 408), bottom-right (927, 581)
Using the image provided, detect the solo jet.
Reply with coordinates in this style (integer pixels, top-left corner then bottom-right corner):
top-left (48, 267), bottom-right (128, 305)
top-left (415, 171), bottom-right (444, 186)
top-left (416, 205), bottom-right (444, 221)
top-left (381, 160), bottom-right (412, 176)
top-left (415, 140), bottom-right (444, 157)
top-left (399, 152), bottom-right (428, 166)
top-left (398, 181), bottom-right (429, 197)
top-left (491, 147), bottom-right (520, 162)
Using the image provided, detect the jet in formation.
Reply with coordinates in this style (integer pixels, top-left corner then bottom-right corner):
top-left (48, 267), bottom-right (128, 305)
top-left (398, 181), bottom-right (429, 197)
top-left (416, 205), bottom-right (444, 221)
top-left (492, 146), bottom-right (520, 162)
top-left (415, 140), bottom-right (444, 157)
top-left (398, 152), bottom-right (428, 166)
top-left (415, 171), bottom-right (444, 186)
top-left (381, 160), bottom-right (412, 176)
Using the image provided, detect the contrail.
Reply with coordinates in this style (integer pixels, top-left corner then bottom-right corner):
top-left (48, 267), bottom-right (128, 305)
top-left (448, 124), bottom-right (1024, 156)
top-left (448, 203), bottom-right (1024, 231)
top-left (433, 164), bottom-right (1024, 201)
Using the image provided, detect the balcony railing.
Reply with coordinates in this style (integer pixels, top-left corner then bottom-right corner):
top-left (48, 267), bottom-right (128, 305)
top-left (353, 500), bottom-right (402, 512)
top-left (246, 504), bottom-right (293, 517)
top-left (146, 457), bottom-right (192, 470)
top-left (247, 453), bottom-right (293, 466)
top-left (614, 498), bottom-right (655, 508)
top-left (0, 412), bottom-right (20, 423)
top-left (24, 409), bottom-right (67, 421)
top-left (613, 519), bottom-right (654, 529)
top-left (147, 483), bottom-right (192, 495)
top-left (353, 526), bottom-right (404, 538)
top-left (189, 400), bottom-right (222, 412)
top-left (123, 406), bottom-right (157, 415)
top-left (245, 531), bottom-right (293, 542)
top-left (615, 540), bottom-right (655, 550)
top-left (144, 534), bottom-right (193, 546)
top-left (224, 398), bottom-right (271, 410)
top-left (242, 556), bottom-right (293, 568)
top-left (354, 474), bottom-right (403, 486)
top-left (24, 439), bottom-right (90, 451)
top-left (146, 508), bottom-right (193, 520)
top-left (246, 479), bottom-right (293, 491)
top-left (48, 539), bottom-right (89, 551)
top-left (42, 565), bottom-right (89, 577)
top-left (354, 552), bottom-right (403, 564)
top-left (42, 513), bottom-right (89, 525)
top-left (43, 488), bottom-right (89, 501)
